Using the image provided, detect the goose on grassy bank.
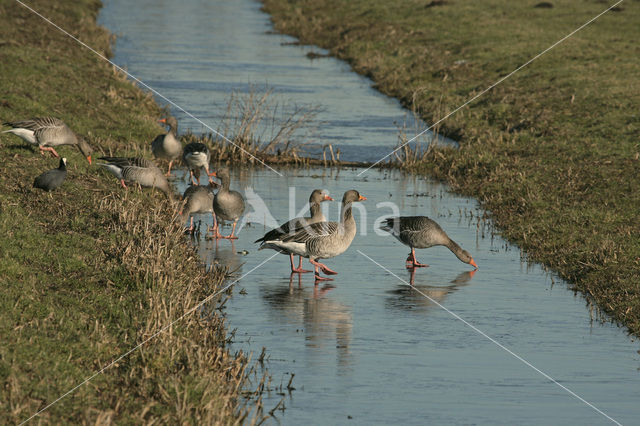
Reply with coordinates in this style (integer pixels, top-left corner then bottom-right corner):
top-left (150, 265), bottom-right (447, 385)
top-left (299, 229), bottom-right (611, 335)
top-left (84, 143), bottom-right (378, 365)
top-left (183, 141), bottom-right (214, 185)
top-left (210, 167), bottom-right (245, 239)
top-left (33, 157), bottom-right (67, 192)
top-left (99, 156), bottom-right (174, 201)
top-left (3, 117), bottom-right (93, 164)
top-left (380, 216), bottom-right (477, 269)
top-left (152, 116), bottom-right (182, 176)
top-left (255, 189), bottom-right (333, 273)
top-left (261, 190), bottom-right (366, 282)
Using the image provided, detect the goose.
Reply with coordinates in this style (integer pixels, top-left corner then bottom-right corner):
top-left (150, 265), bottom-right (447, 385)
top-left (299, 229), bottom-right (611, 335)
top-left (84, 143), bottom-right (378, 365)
top-left (3, 117), bottom-right (93, 164)
top-left (99, 156), bottom-right (174, 201)
top-left (380, 216), bottom-right (478, 269)
top-left (255, 189), bottom-right (333, 273)
top-left (33, 157), bottom-right (67, 191)
top-left (210, 167), bottom-right (245, 239)
top-left (151, 116), bottom-right (182, 176)
top-left (180, 184), bottom-right (214, 233)
top-left (182, 141), bottom-right (214, 185)
top-left (261, 190), bottom-right (366, 281)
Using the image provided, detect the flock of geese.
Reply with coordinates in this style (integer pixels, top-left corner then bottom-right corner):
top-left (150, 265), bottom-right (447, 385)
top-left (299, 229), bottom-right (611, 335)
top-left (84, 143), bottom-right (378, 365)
top-left (3, 115), bottom-right (477, 282)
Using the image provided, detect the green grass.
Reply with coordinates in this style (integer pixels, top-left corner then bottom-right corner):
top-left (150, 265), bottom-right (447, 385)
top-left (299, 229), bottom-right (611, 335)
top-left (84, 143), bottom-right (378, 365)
top-left (0, 0), bottom-right (248, 423)
top-left (261, 0), bottom-right (640, 333)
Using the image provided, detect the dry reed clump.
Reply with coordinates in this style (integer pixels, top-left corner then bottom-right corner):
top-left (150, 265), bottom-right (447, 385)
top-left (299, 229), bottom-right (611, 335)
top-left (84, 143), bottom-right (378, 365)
top-left (183, 86), bottom-right (320, 165)
top-left (96, 192), bottom-right (250, 423)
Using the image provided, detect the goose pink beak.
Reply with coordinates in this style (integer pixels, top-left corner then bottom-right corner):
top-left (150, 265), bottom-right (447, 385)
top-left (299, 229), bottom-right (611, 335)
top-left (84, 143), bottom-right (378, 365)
top-left (324, 195), bottom-right (333, 201)
top-left (470, 258), bottom-right (478, 269)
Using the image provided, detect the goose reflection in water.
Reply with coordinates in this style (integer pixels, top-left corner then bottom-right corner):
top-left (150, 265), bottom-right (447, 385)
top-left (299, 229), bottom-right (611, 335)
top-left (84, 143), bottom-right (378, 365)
top-left (261, 274), bottom-right (353, 370)
top-left (196, 238), bottom-right (243, 275)
top-left (386, 270), bottom-right (476, 313)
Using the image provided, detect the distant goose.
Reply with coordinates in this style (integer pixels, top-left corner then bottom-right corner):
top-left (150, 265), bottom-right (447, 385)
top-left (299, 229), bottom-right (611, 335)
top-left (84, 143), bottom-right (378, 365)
top-left (181, 184), bottom-right (214, 232)
top-left (33, 157), bottom-right (67, 191)
top-left (261, 190), bottom-right (366, 281)
top-left (99, 156), bottom-right (174, 201)
top-left (151, 116), bottom-right (182, 176)
top-left (3, 117), bottom-right (93, 164)
top-left (210, 167), bottom-right (245, 239)
top-left (380, 216), bottom-right (477, 269)
top-left (182, 142), bottom-right (213, 185)
top-left (255, 189), bottom-right (333, 273)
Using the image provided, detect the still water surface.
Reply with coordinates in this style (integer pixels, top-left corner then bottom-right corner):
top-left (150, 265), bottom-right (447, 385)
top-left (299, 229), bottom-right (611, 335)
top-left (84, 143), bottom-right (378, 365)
top-left (99, 1), bottom-right (640, 424)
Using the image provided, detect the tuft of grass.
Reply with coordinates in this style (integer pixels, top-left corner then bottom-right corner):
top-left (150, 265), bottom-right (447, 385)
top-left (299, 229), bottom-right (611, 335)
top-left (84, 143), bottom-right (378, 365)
top-left (182, 85), bottom-right (323, 166)
top-left (262, 0), bottom-right (640, 334)
top-left (0, 0), bottom-right (249, 422)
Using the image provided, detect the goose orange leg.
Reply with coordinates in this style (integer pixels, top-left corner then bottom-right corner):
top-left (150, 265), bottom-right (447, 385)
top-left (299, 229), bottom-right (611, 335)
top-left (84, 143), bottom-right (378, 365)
top-left (406, 248), bottom-right (428, 268)
top-left (39, 146), bottom-right (59, 158)
top-left (165, 160), bottom-right (174, 177)
top-left (309, 258), bottom-right (337, 282)
top-left (290, 254), bottom-right (311, 273)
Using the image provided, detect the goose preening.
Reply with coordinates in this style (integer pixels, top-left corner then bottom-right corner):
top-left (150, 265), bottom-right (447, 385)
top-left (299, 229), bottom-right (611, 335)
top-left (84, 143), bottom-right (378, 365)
top-left (181, 184), bottom-right (214, 233)
top-left (210, 167), bottom-right (245, 239)
top-left (260, 190), bottom-right (366, 282)
top-left (2, 117), bottom-right (93, 164)
top-left (99, 156), bottom-right (174, 201)
top-left (255, 189), bottom-right (333, 273)
top-left (182, 142), bottom-right (214, 185)
top-left (380, 216), bottom-right (478, 269)
top-left (33, 157), bottom-right (67, 191)
top-left (151, 116), bottom-right (182, 176)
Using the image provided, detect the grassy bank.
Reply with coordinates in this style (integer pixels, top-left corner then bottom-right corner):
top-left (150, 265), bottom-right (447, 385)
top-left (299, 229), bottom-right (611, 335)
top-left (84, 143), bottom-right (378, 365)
top-left (261, 0), bottom-right (640, 333)
top-left (0, 0), bottom-right (248, 422)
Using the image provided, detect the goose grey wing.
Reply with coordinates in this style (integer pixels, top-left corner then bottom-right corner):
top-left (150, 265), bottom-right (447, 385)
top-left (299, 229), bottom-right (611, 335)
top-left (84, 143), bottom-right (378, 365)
top-left (281, 221), bottom-right (337, 243)
top-left (100, 156), bottom-right (156, 168)
top-left (255, 216), bottom-right (308, 243)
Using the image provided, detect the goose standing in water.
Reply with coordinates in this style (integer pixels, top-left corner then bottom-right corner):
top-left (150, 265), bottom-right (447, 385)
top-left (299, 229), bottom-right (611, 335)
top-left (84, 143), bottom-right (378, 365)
top-left (151, 116), bottom-right (182, 176)
top-left (3, 117), bottom-right (93, 164)
top-left (180, 184), bottom-right (214, 233)
top-left (261, 190), bottom-right (366, 282)
top-left (99, 156), bottom-right (174, 201)
top-left (380, 216), bottom-right (477, 269)
top-left (210, 167), bottom-right (244, 239)
top-left (182, 141), bottom-right (214, 185)
top-left (33, 157), bottom-right (67, 192)
top-left (255, 189), bottom-right (333, 273)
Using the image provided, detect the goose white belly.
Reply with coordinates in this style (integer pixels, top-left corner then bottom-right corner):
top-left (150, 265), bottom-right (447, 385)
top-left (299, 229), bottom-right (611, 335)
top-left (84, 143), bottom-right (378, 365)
top-left (263, 240), bottom-right (307, 257)
top-left (3, 128), bottom-right (37, 145)
top-left (184, 151), bottom-right (208, 167)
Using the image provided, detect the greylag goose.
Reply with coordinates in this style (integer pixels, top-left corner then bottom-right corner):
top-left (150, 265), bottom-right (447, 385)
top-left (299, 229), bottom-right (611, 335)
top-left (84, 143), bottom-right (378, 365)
top-left (181, 184), bottom-right (214, 233)
top-left (380, 216), bottom-right (478, 269)
top-left (33, 157), bottom-right (67, 191)
top-left (151, 116), bottom-right (182, 176)
top-left (210, 167), bottom-right (245, 239)
top-left (255, 189), bottom-right (333, 273)
top-left (99, 156), bottom-right (174, 201)
top-left (3, 117), bottom-right (93, 164)
top-left (182, 141), bottom-right (213, 185)
top-left (261, 190), bottom-right (366, 281)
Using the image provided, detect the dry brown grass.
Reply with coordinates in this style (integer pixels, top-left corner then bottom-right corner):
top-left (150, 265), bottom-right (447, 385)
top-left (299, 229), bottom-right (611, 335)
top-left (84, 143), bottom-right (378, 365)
top-left (183, 86), bottom-right (321, 166)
